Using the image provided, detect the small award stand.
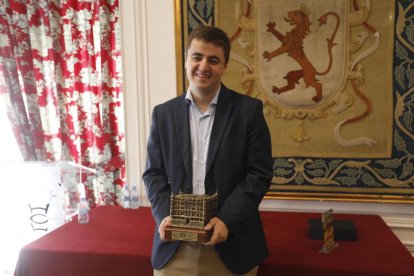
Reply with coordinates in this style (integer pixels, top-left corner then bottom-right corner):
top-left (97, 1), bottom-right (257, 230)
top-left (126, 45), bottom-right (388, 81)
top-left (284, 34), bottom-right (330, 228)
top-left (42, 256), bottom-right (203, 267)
top-left (165, 193), bottom-right (218, 243)
top-left (319, 209), bottom-right (338, 254)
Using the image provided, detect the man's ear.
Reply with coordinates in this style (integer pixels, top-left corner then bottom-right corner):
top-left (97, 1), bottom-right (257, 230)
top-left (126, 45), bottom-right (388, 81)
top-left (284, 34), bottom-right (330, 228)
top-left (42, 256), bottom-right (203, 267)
top-left (223, 63), bottom-right (228, 74)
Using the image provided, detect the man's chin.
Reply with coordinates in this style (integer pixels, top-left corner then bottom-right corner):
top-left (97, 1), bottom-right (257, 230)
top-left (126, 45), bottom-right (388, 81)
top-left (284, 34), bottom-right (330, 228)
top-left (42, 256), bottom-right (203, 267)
top-left (191, 84), bottom-right (211, 93)
top-left (190, 79), bottom-right (221, 93)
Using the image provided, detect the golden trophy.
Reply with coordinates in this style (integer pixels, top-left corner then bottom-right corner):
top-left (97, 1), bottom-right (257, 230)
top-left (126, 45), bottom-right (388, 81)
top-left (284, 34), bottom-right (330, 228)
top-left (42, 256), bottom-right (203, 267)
top-left (165, 193), bottom-right (218, 243)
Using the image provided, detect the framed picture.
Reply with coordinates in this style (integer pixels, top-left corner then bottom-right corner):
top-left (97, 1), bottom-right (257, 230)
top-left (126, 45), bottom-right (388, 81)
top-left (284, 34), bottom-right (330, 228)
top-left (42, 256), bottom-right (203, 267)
top-left (175, 0), bottom-right (414, 203)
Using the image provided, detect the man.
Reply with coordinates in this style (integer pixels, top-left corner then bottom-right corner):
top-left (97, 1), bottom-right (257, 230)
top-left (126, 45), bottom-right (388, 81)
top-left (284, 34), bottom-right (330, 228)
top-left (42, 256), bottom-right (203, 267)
top-left (143, 25), bottom-right (273, 275)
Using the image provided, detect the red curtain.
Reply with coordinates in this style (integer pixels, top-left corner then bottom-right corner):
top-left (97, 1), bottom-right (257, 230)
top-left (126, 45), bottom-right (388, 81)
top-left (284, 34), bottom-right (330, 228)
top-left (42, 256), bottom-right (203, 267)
top-left (0, 0), bottom-right (125, 206)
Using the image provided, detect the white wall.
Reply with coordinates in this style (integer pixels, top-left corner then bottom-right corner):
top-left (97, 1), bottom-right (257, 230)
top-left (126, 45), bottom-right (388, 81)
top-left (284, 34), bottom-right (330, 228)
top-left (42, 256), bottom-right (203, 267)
top-left (120, 0), bottom-right (177, 207)
top-left (119, 0), bottom-right (414, 255)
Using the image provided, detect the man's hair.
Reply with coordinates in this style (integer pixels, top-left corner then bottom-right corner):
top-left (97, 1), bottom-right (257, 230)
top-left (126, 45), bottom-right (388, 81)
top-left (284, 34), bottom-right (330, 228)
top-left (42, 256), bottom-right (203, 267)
top-left (186, 25), bottom-right (231, 64)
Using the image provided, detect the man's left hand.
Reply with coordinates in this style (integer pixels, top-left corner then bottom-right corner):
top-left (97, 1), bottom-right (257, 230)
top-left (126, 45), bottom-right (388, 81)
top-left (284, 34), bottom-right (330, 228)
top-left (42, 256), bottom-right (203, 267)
top-left (203, 217), bottom-right (229, 245)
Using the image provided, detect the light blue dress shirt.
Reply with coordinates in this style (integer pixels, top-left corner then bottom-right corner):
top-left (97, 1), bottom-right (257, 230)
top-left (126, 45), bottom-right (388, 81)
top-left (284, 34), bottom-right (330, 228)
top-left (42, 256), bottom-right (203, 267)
top-left (185, 87), bottom-right (220, 194)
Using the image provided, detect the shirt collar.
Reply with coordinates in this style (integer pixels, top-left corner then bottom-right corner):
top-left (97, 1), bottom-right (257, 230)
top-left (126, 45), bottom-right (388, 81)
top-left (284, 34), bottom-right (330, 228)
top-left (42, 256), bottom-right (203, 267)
top-left (185, 85), bottom-right (221, 106)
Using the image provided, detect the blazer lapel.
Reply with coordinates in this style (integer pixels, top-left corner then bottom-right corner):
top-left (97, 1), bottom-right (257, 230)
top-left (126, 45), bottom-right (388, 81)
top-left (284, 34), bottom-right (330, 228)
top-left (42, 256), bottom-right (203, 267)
top-left (174, 96), bottom-right (192, 192)
top-left (205, 86), bottom-right (233, 178)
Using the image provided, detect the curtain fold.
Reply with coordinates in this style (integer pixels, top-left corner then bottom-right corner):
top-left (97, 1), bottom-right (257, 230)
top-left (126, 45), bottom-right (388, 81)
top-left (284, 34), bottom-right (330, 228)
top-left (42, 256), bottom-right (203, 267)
top-left (0, 0), bottom-right (125, 206)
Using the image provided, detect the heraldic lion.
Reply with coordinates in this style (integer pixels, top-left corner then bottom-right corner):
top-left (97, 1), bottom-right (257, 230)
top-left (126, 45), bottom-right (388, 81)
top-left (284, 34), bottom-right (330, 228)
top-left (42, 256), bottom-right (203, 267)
top-left (262, 7), bottom-right (339, 102)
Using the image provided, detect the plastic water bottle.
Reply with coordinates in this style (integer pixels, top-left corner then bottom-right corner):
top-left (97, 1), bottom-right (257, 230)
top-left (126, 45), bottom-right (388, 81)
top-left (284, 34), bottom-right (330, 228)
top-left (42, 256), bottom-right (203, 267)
top-left (130, 185), bottom-right (139, 209)
top-left (78, 197), bottom-right (89, 224)
top-left (122, 184), bottom-right (130, 208)
top-left (77, 183), bottom-right (89, 224)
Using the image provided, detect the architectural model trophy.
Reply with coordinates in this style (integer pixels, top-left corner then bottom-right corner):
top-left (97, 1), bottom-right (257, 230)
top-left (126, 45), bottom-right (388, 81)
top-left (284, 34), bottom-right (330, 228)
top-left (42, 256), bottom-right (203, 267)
top-left (165, 193), bottom-right (218, 243)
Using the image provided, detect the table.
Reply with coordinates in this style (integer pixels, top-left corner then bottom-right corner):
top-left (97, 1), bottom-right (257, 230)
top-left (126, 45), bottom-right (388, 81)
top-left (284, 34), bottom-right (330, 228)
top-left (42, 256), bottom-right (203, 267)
top-left (260, 211), bottom-right (414, 276)
top-left (15, 207), bottom-right (154, 276)
top-left (15, 206), bottom-right (414, 276)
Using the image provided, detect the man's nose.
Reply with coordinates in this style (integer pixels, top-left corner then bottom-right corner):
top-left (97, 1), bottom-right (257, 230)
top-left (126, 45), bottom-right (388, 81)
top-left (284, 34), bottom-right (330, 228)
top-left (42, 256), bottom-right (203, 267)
top-left (199, 58), bottom-right (209, 70)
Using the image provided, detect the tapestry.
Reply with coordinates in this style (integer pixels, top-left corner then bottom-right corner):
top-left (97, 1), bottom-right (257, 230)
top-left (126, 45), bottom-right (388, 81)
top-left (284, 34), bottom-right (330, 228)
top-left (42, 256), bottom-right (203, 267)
top-left (175, 0), bottom-right (414, 202)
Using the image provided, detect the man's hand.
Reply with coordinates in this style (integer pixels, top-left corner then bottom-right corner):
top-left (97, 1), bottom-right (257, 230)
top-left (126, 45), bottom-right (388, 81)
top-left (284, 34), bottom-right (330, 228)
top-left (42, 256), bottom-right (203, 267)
top-left (203, 217), bottom-right (229, 245)
top-left (158, 216), bottom-right (172, 240)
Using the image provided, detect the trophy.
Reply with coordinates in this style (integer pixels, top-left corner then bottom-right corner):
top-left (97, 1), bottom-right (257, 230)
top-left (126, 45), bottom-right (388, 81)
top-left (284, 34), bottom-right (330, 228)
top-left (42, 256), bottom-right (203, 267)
top-left (319, 209), bottom-right (338, 253)
top-left (165, 193), bottom-right (218, 243)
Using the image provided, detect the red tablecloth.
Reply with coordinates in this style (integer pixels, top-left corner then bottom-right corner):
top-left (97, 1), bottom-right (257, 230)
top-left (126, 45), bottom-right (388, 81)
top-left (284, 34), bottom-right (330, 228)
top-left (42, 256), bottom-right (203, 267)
top-left (15, 207), bottom-right (154, 276)
top-left (260, 211), bottom-right (414, 276)
top-left (15, 206), bottom-right (414, 276)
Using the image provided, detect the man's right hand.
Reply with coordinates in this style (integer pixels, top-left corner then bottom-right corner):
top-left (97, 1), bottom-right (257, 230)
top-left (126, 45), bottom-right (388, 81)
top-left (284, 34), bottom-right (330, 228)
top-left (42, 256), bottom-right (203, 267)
top-left (158, 216), bottom-right (172, 240)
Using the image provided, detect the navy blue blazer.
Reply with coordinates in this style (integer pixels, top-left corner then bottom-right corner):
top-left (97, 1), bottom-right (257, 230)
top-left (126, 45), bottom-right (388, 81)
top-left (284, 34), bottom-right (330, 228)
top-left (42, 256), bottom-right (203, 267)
top-left (142, 85), bottom-right (273, 274)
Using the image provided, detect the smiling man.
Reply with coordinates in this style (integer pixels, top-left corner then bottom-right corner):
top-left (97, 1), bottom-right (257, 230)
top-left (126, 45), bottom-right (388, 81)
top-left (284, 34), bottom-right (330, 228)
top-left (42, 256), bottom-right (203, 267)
top-left (143, 26), bottom-right (273, 276)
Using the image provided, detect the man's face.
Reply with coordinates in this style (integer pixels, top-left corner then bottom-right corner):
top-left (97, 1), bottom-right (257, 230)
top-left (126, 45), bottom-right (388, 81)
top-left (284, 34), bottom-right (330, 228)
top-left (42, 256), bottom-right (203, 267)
top-left (185, 39), bottom-right (227, 96)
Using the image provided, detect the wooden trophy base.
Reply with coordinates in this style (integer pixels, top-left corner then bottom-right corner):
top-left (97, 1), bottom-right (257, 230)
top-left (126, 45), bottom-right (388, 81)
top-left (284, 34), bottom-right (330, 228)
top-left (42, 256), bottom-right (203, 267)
top-left (165, 226), bottom-right (211, 243)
